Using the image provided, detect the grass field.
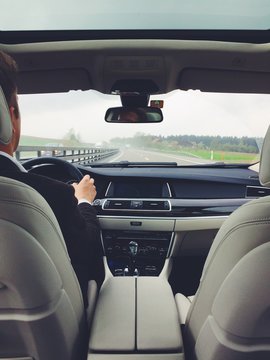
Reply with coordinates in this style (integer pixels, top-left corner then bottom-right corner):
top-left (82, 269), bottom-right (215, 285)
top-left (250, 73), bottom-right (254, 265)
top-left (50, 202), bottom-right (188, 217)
top-left (181, 149), bottom-right (259, 163)
top-left (148, 146), bottom-right (259, 164)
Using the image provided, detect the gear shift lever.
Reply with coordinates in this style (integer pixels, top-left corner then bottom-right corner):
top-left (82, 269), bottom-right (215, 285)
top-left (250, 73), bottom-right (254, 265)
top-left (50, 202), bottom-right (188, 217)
top-left (129, 241), bottom-right (138, 276)
top-left (129, 241), bottom-right (138, 257)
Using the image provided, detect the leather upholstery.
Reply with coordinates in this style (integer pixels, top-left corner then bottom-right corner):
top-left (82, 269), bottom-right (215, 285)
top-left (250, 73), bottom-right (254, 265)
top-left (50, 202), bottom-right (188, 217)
top-left (175, 293), bottom-right (193, 325)
top-left (184, 196), bottom-right (270, 359)
top-left (175, 126), bottom-right (270, 360)
top-left (259, 124), bottom-right (270, 186)
top-left (89, 277), bottom-right (182, 355)
top-left (0, 86), bottom-right (101, 359)
top-left (0, 176), bottom-right (88, 359)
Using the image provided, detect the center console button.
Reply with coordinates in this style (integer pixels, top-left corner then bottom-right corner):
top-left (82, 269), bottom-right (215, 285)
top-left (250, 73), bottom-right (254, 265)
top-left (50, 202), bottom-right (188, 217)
top-left (114, 268), bottom-right (124, 276)
top-left (131, 200), bottom-right (143, 209)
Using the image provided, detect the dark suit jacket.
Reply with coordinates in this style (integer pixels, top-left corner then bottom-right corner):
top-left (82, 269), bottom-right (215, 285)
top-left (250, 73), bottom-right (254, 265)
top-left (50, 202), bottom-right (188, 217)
top-left (0, 158), bottom-right (104, 305)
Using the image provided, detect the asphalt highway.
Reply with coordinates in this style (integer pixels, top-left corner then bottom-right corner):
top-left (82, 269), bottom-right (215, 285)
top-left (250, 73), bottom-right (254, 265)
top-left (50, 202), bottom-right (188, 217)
top-left (106, 148), bottom-right (212, 165)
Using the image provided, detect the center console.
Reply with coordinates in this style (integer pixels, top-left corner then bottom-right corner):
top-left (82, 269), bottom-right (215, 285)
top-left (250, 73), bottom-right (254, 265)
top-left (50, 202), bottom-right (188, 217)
top-left (89, 180), bottom-right (183, 358)
top-left (94, 179), bottom-right (174, 277)
top-left (102, 230), bottom-right (172, 276)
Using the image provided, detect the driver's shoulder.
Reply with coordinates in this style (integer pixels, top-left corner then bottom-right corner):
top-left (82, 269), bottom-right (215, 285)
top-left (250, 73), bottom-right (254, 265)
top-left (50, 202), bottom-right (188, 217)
top-left (0, 170), bottom-right (75, 204)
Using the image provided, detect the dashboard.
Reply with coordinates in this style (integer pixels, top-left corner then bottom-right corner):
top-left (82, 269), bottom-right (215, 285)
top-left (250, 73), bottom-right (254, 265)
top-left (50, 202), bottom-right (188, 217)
top-left (85, 166), bottom-right (266, 277)
top-left (86, 167), bottom-right (263, 218)
top-left (28, 163), bottom-right (269, 278)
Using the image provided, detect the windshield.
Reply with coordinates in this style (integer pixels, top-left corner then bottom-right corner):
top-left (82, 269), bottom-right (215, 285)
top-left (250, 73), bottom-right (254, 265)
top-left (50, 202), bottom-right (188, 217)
top-left (1, 0), bottom-right (270, 31)
top-left (18, 90), bottom-right (270, 166)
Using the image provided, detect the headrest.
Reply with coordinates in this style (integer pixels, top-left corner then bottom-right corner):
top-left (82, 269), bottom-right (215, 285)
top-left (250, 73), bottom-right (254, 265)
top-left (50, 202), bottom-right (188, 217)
top-left (0, 86), bottom-right (12, 145)
top-left (259, 125), bottom-right (270, 187)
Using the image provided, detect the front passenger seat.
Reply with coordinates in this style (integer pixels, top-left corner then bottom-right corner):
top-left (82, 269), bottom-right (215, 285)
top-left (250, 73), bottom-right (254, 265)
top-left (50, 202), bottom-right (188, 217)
top-left (0, 86), bottom-right (89, 359)
top-left (176, 126), bottom-right (270, 360)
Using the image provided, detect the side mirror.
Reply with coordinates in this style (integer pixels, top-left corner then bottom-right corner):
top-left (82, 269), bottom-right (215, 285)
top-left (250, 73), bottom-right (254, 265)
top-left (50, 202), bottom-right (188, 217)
top-left (105, 106), bottom-right (163, 123)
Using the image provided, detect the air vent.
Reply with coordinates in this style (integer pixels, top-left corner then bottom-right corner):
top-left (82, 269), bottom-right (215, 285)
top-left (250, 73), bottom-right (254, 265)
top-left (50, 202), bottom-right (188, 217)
top-left (142, 201), bottom-right (170, 210)
top-left (246, 186), bottom-right (270, 198)
top-left (103, 200), bottom-right (131, 209)
top-left (102, 199), bottom-right (171, 211)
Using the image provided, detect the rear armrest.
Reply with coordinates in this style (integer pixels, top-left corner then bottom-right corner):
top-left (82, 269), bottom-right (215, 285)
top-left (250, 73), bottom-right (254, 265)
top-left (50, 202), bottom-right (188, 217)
top-left (89, 277), bottom-right (136, 352)
top-left (89, 277), bottom-right (183, 354)
top-left (137, 277), bottom-right (183, 352)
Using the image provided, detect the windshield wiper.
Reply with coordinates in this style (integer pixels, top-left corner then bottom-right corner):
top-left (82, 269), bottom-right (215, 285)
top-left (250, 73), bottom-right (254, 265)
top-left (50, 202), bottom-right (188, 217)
top-left (185, 162), bottom-right (253, 168)
top-left (87, 161), bottom-right (257, 169)
top-left (89, 161), bottom-right (178, 168)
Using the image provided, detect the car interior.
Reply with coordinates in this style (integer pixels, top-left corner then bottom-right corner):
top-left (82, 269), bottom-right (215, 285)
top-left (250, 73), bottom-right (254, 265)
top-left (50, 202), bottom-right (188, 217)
top-left (1, 2), bottom-right (270, 360)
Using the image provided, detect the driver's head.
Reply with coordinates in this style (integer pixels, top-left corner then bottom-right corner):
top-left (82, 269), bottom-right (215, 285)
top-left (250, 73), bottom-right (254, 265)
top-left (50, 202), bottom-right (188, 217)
top-left (0, 51), bottom-right (20, 154)
top-left (119, 110), bottom-right (139, 123)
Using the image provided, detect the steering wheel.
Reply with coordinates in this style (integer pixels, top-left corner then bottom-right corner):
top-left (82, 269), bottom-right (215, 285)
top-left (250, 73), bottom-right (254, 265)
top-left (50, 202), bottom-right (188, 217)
top-left (22, 156), bottom-right (83, 182)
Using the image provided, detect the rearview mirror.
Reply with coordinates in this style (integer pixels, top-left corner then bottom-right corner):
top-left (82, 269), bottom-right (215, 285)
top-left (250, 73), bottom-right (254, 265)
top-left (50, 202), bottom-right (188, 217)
top-left (105, 106), bottom-right (163, 123)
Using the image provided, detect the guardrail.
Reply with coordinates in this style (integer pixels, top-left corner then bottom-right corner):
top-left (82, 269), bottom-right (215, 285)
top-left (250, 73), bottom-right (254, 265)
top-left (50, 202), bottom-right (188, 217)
top-left (16, 145), bottom-right (119, 165)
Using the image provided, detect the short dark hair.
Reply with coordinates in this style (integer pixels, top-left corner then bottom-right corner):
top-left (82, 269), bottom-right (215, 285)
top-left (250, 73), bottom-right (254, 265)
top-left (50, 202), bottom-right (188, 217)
top-left (0, 51), bottom-right (18, 106)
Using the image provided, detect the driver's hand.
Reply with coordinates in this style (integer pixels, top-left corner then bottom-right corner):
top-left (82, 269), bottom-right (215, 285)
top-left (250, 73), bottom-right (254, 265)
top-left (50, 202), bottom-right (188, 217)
top-left (72, 175), bottom-right (96, 203)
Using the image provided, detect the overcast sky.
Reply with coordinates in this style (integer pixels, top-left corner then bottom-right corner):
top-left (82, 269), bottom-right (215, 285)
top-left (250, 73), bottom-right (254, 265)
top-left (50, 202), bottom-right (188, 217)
top-left (1, 0), bottom-right (270, 30)
top-left (18, 90), bottom-right (270, 144)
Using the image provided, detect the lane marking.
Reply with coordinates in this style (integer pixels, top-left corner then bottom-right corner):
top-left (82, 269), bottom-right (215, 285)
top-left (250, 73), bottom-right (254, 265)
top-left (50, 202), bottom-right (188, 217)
top-left (108, 150), bottom-right (124, 163)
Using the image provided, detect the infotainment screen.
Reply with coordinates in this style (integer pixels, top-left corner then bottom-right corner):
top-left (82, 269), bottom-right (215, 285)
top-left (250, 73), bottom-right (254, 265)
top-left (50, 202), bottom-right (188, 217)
top-left (106, 181), bottom-right (168, 198)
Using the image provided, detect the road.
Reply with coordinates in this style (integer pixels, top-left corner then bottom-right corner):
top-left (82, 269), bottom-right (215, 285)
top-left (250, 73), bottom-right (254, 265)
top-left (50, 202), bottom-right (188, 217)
top-left (103, 148), bottom-right (212, 165)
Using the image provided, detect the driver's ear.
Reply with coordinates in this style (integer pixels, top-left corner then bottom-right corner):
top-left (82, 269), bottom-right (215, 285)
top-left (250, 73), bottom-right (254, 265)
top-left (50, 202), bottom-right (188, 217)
top-left (9, 105), bottom-right (21, 151)
top-left (9, 91), bottom-right (20, 125)
top-left (9, 105), bottom-right (16, 122)
top-left (9, 106), bottom-right (19, 131)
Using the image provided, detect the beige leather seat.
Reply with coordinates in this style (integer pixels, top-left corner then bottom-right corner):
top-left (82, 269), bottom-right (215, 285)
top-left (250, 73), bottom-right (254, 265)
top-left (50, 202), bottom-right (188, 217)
top-left (176, 127), bottom-right (270, 359)
top-left (0, 87), bottom-right (94, 359)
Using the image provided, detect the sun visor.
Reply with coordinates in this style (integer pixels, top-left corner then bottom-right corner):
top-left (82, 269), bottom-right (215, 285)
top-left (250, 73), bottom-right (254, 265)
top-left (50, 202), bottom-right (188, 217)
top-left (0, 87), bottom-right (12, 145)
top-left (17, 69), bottom-right (92, 94)
top-left (178, 69), bottom-right (270, 93)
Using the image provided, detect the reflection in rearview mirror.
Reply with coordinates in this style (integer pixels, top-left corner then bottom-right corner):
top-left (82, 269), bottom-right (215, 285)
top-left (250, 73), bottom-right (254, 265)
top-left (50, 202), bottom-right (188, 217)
top-left (105, 106), bottom-right (163, 123)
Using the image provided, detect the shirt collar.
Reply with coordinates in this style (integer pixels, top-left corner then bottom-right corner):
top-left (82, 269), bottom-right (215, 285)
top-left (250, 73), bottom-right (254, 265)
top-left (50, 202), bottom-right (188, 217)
top-left (0, 151), bottom-right (27, 172)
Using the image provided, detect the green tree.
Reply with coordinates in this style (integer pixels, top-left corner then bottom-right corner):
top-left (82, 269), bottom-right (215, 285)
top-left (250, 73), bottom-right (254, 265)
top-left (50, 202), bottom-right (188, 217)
top-left (63, 128), bottom-right (81, 145)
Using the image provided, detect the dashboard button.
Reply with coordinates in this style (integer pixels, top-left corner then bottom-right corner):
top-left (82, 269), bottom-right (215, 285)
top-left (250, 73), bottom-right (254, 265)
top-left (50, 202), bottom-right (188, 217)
top-left (164, 201), bottom-right (170, 210)
top-left (131, 200), bottom-right (143, 209)
top-left (92, 199), bottom-right (102, 206)
top-left (104, 200), bottom-right (110, 208)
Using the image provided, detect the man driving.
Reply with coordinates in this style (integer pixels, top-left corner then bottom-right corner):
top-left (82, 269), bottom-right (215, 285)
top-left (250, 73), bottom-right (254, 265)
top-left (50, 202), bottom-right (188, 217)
top-left (0, 50), bottom-right (104, 306)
